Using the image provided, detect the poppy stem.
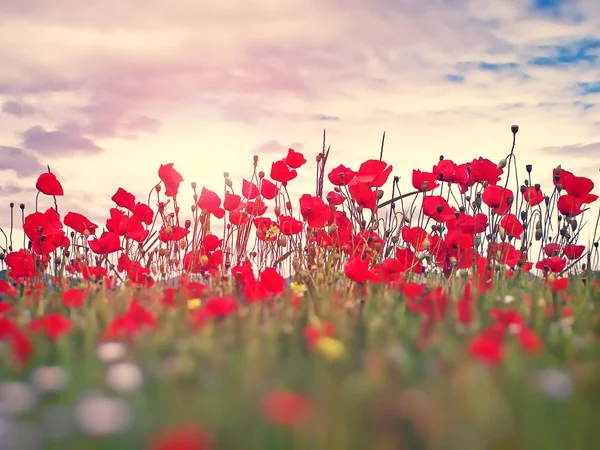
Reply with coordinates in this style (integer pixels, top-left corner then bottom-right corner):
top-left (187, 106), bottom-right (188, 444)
top-left (377, 190), bottom-right (420, 209)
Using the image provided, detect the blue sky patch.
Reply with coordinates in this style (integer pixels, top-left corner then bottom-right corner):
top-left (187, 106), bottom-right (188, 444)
top-left (478, 62), bottom-right (520, 71)
top-left (577, 82), bottom-right (600, 95)
top-left (529, 37), bottom-right (600, 67)
top-left (445, 74), bottom-right (465, 83)
top-left (530, 0), bottom-right (583, 21)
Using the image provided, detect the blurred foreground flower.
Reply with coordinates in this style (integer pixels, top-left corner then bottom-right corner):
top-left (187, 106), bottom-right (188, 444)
top-left (260, 390), bottom-right (313, 428)
top-left (149, 424), bottom-right (214, 450)
top-left (315, 337), bottom-right (345, 361)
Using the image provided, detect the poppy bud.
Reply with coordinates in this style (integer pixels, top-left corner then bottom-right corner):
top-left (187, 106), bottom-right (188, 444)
top-left (422, 237), bottom-right (430, 250)
top-left (497, 159), bottom-right (507, 170)
top-left (439, 155), bottom-right (444, 161)
top-left (511, 125), bottom-right (519, 134)
top-left (191, 182), bottom-right (197, 190)
top-left (179, 239), bottom-right (186, 250)
top-left (377, 190), bottom-right (384, 199)
top-left (184, 220), bottom-right (191, 229)
top-left (150, 264), bottom-right (157, 275)
top-left (277, 235), bottom-right (287, 247)
top-left (499, 226), bottom-right (506, 240)
top-left (520, 185), bottom-right (526, 194)
top-left (357, 206), bottom-right (363, 214)
top-left (286, 201), bottom-right (292, 212)
top-left (155, 184), bottom-right (161, 193)
top-left (526, 164), bottom-right (532, 173)
top-left (200, 254), bottom-right (209, 266)
top-left (253, 155), bottom-right (258, 163)
top-left (474, 234), bottom-right (481, 248)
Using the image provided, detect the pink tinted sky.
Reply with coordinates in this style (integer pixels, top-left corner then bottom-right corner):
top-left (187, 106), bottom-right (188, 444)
top-left (0, 0), bottom-right (599, 247)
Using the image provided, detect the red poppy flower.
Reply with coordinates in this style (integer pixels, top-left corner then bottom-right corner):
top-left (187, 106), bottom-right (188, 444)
top-left (259, 267), bottom-right (286, 296)
top-left (271, 160), bottom-right (298, 185)
top-left (158, 163), bottom-right (184, 197)
top-left (412, 170), bottom-right (439, 192)
top-left (223, 192), bottom-right (241, 211)
top-left (36, 172), bottom-right (64, 196)
top-left (242, 180), bottom-right (259, 200)
top-left (499, 213), bottom-right (524, 239)
top-left (299, 194), bottom-right (331, 228)
top-left (111, 187), bottom-right (136, 211)
top-left (468, 334), bottom-right (504, 365)
top-left (64, 212), bottom-right (98, 235)
top-left (278, 215), bottom-right (303, 235)
top-left (4, 249), bottom-right (36, 279)
top-left (0, 280), bottom-right (17, 298)
top-left (557, 195), bottom-right (588, 217)
top-left (88, 231), bottom-right (123, 254)
top-left (29, 313), bottom-right (72, 340)
top-left (62, 288), bottom-right (86, 308)
top-left (197, 187), bottom-right (225, 219)
top-left (349, 159), bottom-right (393, 188)
top-left (260, 390), bottom-right (313, 428)
top-left (348, 182), bottom-right (378, 212)
top-left (482, 185), bottom-right (513, 215)
top-left (563, 244), bottom-right (585, 260)
top-left (149, 424), bottom-right (213, 450)
top-left (328, 165), bottom-right (355, 186)
top-left (523, 186), bottom-right (544, 206)
top-left (134, 202), bottom-right (154, 225)
top-left (284, 148), bottom-right (307, 169)
top-left (260, 178), bottom-right (279, 200)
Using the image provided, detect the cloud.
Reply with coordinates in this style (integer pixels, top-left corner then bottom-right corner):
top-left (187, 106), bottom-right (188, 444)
top-left (22, 124), bottom-right (103, 155)
top-left (2, 100), bottom-right (36, 117)
top-left (0, 183), bottom-right (36, 197)
top-left (540, 141), bottom-right (600, 157)
top-left (255, 140), bottom-right (305, 155)
top-left (0, 146), bottom-right (46, 176)
top-left (314, 114), bottom-right (341, 121)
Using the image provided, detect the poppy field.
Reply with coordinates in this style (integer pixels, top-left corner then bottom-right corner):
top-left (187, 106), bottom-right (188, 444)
top-left (1, 126), bottom-right (600, 450)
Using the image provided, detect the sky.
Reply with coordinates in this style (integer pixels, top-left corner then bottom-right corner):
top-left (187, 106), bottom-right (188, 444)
top-left (0, 0), bottom-right (599, 252)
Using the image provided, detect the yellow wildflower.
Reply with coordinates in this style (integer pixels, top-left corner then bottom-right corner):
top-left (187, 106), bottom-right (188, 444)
top-left (187, 298), bottom-right (202, 310)
top-left (316, 337), bottom-right (345, 361)
top-left (290, 282), bottom-right (307, 297)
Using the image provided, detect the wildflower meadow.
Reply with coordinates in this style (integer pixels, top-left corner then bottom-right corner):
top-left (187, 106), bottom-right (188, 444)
top-left (1, 125), bottom-right (600, 450)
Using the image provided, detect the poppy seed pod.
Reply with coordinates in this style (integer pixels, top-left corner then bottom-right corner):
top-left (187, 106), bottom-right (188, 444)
top-left (511, 125), bottom-right (519, 134)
